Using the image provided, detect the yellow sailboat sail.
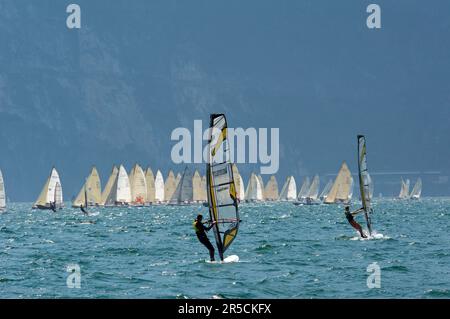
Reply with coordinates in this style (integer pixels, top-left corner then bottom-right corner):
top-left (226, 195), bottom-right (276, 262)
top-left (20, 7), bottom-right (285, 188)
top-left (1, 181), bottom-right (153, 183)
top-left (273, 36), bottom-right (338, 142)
top-left (129, 164), bottom-right (148, 205)
top-left (100, 165), bottom-right (119, 206)
top-left (324, 162), bottom-right (353, 204)
top-left (73, 166), bottom-right (102, 207)
top-left (164, 170), bottom-right (177, 202)
top-left (264, 175), bottom-right (279, 201)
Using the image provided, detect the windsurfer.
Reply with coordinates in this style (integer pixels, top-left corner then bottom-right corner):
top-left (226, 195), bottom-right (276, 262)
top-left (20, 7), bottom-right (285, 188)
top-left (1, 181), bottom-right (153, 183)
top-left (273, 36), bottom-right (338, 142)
top-left (193, 214), bottom-right (217, 261)
top-left (344, 206), bottom-right (367, 238)
top-left (80, 204), bottom-right (88, 215)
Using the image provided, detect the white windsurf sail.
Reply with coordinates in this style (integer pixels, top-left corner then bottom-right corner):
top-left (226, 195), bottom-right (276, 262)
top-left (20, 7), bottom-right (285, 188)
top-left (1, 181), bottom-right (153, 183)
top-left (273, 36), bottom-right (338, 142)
top-left (410, 178), bottom-right (422, 199)
top-left (129, 164), bottom-right (148, 205)
top-left (73, 166), bottom-right (102, 207)
top-left (154, 170), bottom-right (165, 202)
top-left (357, 135), bottom-right (373, 235)
top-left (0, 170), bottom-right (6, 210)
top-left (206, 114), bottom-right (240, 261)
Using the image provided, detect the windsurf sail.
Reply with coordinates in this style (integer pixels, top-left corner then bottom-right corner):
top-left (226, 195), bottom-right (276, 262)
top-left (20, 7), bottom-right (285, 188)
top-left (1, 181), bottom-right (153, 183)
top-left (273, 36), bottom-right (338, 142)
top-left (357, 135), bottom-right (373, 235)
top-left (410, 178), bottom-right (422, 199)
top-left (206, 114), bottom-right (240, 261)
top-left (0, 170), bottom-right (6, 210)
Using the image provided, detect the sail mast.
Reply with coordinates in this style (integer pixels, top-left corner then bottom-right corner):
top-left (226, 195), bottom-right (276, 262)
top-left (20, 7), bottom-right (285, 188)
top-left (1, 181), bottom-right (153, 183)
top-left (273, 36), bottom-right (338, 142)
top-left (357, 135), bottom-right (373, 235)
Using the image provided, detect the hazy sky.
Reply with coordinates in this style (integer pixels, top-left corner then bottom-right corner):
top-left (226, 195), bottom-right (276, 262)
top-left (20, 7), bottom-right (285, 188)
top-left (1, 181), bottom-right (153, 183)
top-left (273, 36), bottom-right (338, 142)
top-left (0, 0), bottom-right (449, 200)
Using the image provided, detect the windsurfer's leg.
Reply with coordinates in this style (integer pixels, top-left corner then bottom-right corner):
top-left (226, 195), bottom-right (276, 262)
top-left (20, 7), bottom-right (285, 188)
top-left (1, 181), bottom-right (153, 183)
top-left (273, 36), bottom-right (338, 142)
top-left (350, 220), bottom-right (366, 238)
top-left (199, 236), bottom-right (215, 261)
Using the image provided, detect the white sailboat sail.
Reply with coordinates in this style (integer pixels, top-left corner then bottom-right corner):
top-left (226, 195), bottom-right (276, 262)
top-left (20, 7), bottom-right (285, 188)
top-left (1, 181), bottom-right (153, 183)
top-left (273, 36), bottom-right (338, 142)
top-left (170, 166), bottom-right (194, 204)
top-left (116, 165), bottom-right (131, 204)
top-left (164, 171), bottom-right (177, 202)
top-left (33, 167), bottom-right (62, 209)
top-left (324, 162), bottom-right (353, 204)
top-left (101, 165), bottom-right (119, 206)
top-left (264, 175), bottom-right (279, 201)
top-left (245, 173), bottom-right (263, 201)
top-left (73, 166), bottom-right (102, 207)
top-left (278, 176), bottom-right (297, 201)
top-left (154, 170), bottom-right (165, 202)
top-left (307, 175), bottom-right (320, 200)
top-left (200, 175), bottom-right (208, 202)
top-left (399, 178), bottom-right (410, 199)
top-left (297, 177), bottom-right (311, 200)
top-left (319, 179), bottom-right (333, 201)
top-left (206, 113), bottom-right (240, 261)
top-left (54, 182), bottom-right (63, 209)
top-left (0, 170), bottom-right (6, 210)
top-left (129, 164), bottom-right (148, 205)
top-left (231, 164), bottom-right (244, 201)
top-left (145, 167), bottom-right (156, 204)
top-left (410, 178), bottom-right (422, 199)
top-left (192, 170), bottom-right (203, 202)
top-left (257, 175), bottom-right (265, 200)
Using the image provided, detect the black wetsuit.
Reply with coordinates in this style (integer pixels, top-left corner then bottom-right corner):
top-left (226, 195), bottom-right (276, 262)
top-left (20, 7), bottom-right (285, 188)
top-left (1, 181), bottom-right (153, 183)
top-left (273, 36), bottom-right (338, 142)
top-left (193, 220), bottom-right (215, 261)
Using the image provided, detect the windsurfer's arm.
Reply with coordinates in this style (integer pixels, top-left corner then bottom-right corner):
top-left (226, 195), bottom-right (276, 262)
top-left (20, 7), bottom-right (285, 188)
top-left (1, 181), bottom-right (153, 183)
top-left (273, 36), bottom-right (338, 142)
top-left (351, 208), bottom-right (364, 216)
top-left (203, 221), bottom-right (217, 231)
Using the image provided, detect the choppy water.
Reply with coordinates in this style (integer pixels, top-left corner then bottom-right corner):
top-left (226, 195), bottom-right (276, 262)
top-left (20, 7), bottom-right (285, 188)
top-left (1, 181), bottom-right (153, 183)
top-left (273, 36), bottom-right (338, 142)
top-left (1, 199), bottom-right (450, 298)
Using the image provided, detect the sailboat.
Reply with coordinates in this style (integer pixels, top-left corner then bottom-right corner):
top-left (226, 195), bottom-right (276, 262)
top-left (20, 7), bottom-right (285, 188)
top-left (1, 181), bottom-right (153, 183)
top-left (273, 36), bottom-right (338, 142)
top-left (164, 171), bottom-right (177, 202)
top-left (100, 165), bottom-right (118, 206)
top-left (154, 170), bottom-right (165, 203)
top-left (33, 167), bottom-right (64, 210)
top-left (0, 170), bottom-right (6, 212)
top-left (129, 164), bottom-right (148, 206)
top-left (169, 166), bottom-right (194, 205)
top-left (398, 178), bottom-right (410, 199)
top-left (100, 165), bottom-right (131, 206)
top-left (72, 166), bottom-right (102, 208)
top-left (145, 167), bottom-right (156, 204)
top-left (296, 177), bottom-right (311, 204)
top-left (257, 175), bottom-right (266, 201)
top-left (231, 164), bottom-right (245, 202)
top-left (192, 170), bottom-right (204, 203)
top-left (357, 135), bottom-right (373, 235)
top-left (206, 114), bottom-right (240, 261)
top-left (305, 175), bottom-right (320, 205)
top-left (245, 173), bottom-right (264, 202)
top-left (410, 178), bottom-right (422, 200)
top-left (278, 176), bottom-right (297, 201)
top-left (319, 179), bottom-right (333, 202)
top-left (264, 175), bottom-right (279, 201)
top-left (324, 162), bottom-right (353, 204)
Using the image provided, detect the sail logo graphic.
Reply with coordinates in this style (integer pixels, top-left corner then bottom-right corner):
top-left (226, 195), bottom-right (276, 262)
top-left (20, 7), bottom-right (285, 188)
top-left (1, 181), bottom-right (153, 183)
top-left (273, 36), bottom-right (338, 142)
top-left (66, 264), bottom-right (81, 289)
top-left (171, 120), bottom-right (279, 174)
top-left (366, 262), bottom-right (381, 289)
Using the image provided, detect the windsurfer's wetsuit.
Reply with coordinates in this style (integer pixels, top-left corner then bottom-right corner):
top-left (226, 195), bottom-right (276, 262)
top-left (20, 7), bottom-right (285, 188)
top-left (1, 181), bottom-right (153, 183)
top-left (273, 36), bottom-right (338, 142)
top-left (345, 209), bottom-right (367, 238)
top-left (80, 204), bottom-right (88, 215)
top-left (50, 202), bottom-right (57, 213)
top-left (193, 220), bottom-right (215, 261)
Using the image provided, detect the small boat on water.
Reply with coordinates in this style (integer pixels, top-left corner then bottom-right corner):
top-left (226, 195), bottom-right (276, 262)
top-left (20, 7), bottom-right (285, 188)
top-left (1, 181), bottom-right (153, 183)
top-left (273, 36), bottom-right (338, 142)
top-left (324, 162), bottom-right (353, 205)
top-left (33, 167), bottom-right (64, 210)
top-left (278, 176), bottom-right (297, 201)
top-left (0, 169), bottom-right (6, 212)
top-left (72, 166), bottom-right (102, 208)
